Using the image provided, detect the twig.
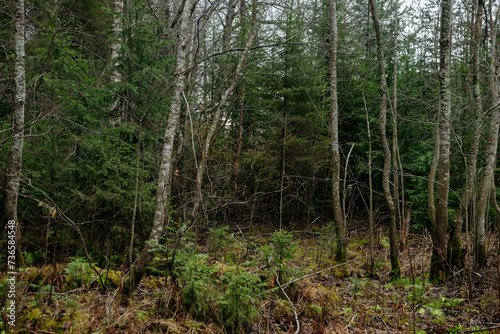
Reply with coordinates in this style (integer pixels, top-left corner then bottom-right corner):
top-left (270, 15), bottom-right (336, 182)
top-left (274, 271), bottom-right (299, 334)
top-left (259, 261), bottom-right (352, 296)
top-left (232, 234), bottom-right (248, 253)
top-left (19, 180), bottom-right (105, 286)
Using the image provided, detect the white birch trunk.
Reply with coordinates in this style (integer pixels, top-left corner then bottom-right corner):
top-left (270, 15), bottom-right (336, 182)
top-left (110, 0), bottom-right (124, 125)
top-left (431, 0), bottom-right (453, 282)
top-left (191, 9), bottom-right (260, 224)
top-left (4, 0), bottom-right (26, 225)
top-left (123, 0), bottom-right (198, 296)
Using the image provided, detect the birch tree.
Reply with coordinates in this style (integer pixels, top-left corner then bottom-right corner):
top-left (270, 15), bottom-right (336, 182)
top-left (447, 0), bottom-right (483, 271)
top-left (474, 0), bottom-right (500, 269)
top-left (123, 0), bottom-right (199, 296)
top-left (3, 0), bottom-right (25, 233)
top-left (109, 0), bottom-right (124, 125)
top-left (329, 0), bottom-right (345, 262)
top-left (369, 0), bottom-right (400, 279)
top-left (430, 0), bottom-right (453, 282)
top-left (190, 6), bottom-right (260, 226)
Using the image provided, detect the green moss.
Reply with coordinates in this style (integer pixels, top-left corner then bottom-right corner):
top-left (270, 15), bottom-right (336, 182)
top-left (301, 283), bottom-right (339, 318)
top-left (24, 308), bottom-right (42, 324)
top-left (305, 302), bottom-right (323, 317)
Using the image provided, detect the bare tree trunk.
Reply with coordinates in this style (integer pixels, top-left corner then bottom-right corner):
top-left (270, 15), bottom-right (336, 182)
top-left (279, 89), bottom-right (287, 230)
top-left (448, 0), bottom-right (483, 271)
top-left (429, 7), bottom-right (443, 234)
top-left (191, 12), bottom-right (259, 226)
top-left (391, 0), bottom-right (406, 244)
top-left (329, 0), bottom-right (344, 262)
top-left (222, 0), bottom-right (236, 52)
top-left (369, 0), bottom-right (400, 279)
top-left (429, 124), bottom-right (440, 227)
top-left (492, 179), bottom-right (500, 230)
top-left (430, 0), bottom-right (453, 282)
top-left (363, 89), bottom-right (374, 273)
top-left (110, 0), bottom-right (124, 125)
top-left (123, 0), bottom-right (198, 296)
top-left (233, 0), bottom-right (248, 193)
top-left (234, 78), bottom-right (245, 192)
top-left (129, 117), bottom-right (143, 286)
top-left (3, 0), bottom-right (26, 271)
top-left (110, 0), bottom-right (123, 85)
top-left (474, 2), bottom-right (500, 269)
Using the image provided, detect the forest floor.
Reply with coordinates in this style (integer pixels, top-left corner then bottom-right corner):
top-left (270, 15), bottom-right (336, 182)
top-left (5, 222), bottom-right (500, 333)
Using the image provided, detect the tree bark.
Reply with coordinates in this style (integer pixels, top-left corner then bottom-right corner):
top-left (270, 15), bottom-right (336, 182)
top-left (128, 117), bottom-right (143, 290)
top-left (222, 0), bottom-right (237, 53)
top-left (391, 0), bottom-right (407, 244)
top-left (369, 0), bottom-right (400, 279)
top-left (329, 0), bottom-right (344, 262)
top-left (448, 0), bottom-right (483, 271)
top-left (110, 0), bottom-right (123, 85)
top-left (429, 123), bottom-right (440, 227)
top-left (191, 11), bottom-right (259, 226)
top-left (3, 0), bottom-right (26, 268)
top-left (110, 0), bottom-right (124, 125)
top-left (363, 88), bottom-right (374, 273)
top-left (123, 0), bottom-right (198, 296)
top-left (492, 179), bottom-right (500, 230)
top-left (474, 2), bottom-right (500, 269)
top-left (233, 0), bottom-right (248, 193)
top-left (430, 0), bottom-right (453, 282)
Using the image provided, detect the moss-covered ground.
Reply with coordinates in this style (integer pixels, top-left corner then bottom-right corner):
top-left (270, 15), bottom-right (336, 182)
top-left (2, 223), bottom-right (500, 333)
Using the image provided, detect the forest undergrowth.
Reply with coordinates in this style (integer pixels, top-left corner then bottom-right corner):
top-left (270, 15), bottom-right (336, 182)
top-left (3, 221), bottom-right (500, 334)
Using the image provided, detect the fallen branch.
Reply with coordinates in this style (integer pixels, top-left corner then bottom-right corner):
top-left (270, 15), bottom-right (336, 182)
top-left (274, 271), bottom-right (300, 334)
top-left (259, 260), bottom-right (352, 296)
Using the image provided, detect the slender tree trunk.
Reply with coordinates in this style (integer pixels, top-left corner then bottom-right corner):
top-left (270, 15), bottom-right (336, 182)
top-left (191, 14), bottom-right (259, 225)
top-left (110, 0), bottom-right (124, 124)
top-left (128, 117), bottom-right (143, 295)
top-left (3, 0), bottom-right (26, 271)
top-left (391, 0), bottom-right (406, 244)
top-left (492, 179), bottom-right (500, 230)
top-left (123, 0), bottom-right (198, 296)
top-left (329, 0), bottom-right (344, 262)
top-left (448, 0), bottom-right (483, 271)
top-left (279, 96), bottom-right (287, 230)
top-left (363, 89), bottom-right (374, 273)
top-left (233, 0), bottom-right (249, 193)
top-left (222, 0), bottom-right (236, 53)
top-left (474, 3), bottom-right (500, 269)
top-left (430, 0), bottom-right (453, 282)
top-left (234, 78), bottom-right (245, 191)
top-left (110, 0), bottom-right (123, 85)
top-left (429, 124), bottom-right (440, 228)
top-left (429, 7), bottom-right (443, 232)
top-left (369, 0), bottom-right (400, 279)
